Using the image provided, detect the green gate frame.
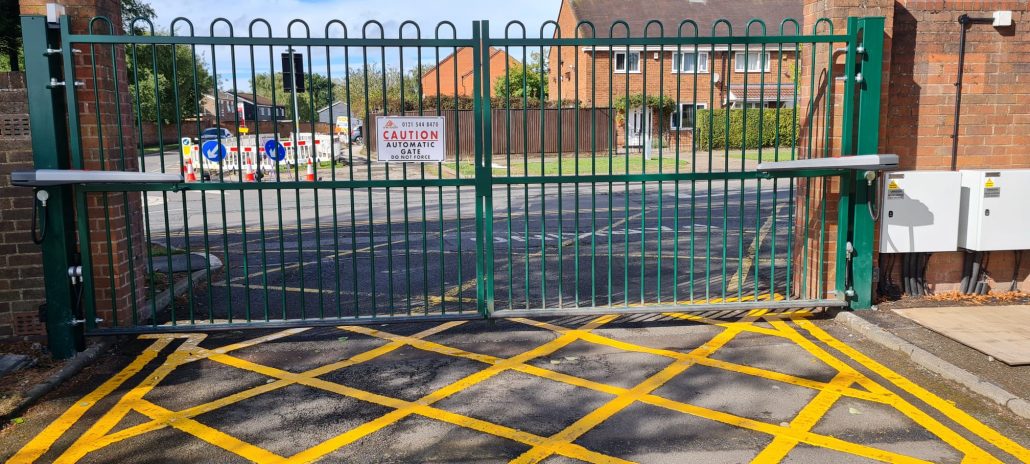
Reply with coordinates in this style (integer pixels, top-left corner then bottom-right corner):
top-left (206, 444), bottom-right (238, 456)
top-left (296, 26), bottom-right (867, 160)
top-left (21, 15), bottom-right (884, 357)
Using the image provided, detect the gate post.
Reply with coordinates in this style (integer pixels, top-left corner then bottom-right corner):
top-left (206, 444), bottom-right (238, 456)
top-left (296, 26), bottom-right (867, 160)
top-left (20, 16), bottom-right (82, 358)
top-left (849, 17), bottom-right (885, 309)
top-left (837, 17), bottom-right (885, 310)
top-left (473, 21), bottom-right (495, 317)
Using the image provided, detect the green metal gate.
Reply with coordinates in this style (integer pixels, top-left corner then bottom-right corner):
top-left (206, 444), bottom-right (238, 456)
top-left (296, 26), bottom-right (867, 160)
top-left (21, 13), bottom-right (884, 354)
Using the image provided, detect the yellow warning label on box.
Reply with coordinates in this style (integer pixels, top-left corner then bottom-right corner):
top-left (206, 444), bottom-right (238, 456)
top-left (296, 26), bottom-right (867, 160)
top-left (985, 178), bottom-right (995, 188)
top-left (888, 180), bottom-right (900, 190)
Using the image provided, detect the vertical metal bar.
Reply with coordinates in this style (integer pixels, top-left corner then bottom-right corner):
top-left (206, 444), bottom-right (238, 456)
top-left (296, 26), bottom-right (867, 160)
top-left (836, 18), bottom-right (860, 300)
top-left (22, 16), bottom-right (80, 357)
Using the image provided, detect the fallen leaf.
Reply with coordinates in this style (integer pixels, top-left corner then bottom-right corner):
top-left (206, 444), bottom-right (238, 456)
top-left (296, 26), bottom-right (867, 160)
top-left (11, 417), bottom-right (24, 424)
top-left (549, 359), bottom-right (561, 365)
top-left (564, 356), bottom-right (579, 362)
top-left (848, 407), bottom-right (862, 415)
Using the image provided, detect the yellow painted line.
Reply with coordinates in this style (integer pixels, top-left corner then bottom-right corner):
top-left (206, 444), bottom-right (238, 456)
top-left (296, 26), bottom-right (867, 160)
top-left (74, 322), bottom-right (466, 457)
top-left (793, 318), bottom-right (1030, 463)
top-left (5, 338), bottom-right (174, 464)
top-left (769, 318), bottom-right (1004, 464)
top-left (510, 326), bottom-right (744, 463)
top-left (572, 331), bottom-right (886, 404)
top-left (286, 316), bottom-right (617, 463)
top-left (132, 400), bottom-right (287, 463)
top-left (640, 394), bottom-right (932, 464)
top-left (206, 351), bottom-right (629, 464)
top-left (53, 335), bottom-right (207, 464)
top-left (185, 327), bottom-right (311, 363)
top-left (751, 371), bottom-right (855, 463)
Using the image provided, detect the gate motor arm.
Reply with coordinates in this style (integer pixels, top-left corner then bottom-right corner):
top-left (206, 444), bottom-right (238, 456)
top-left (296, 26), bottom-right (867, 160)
top-left (756, 154), bottom-right (899, 220)
top-left (11, 169), bottom-right (183, 243)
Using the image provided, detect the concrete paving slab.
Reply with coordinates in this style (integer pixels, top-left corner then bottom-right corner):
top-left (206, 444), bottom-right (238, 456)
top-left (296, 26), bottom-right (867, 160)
top-left (892, 305), bottom-right (1030, 366)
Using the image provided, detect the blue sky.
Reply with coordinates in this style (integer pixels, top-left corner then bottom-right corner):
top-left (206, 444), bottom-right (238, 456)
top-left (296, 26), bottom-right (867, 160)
top-left (149, 0), bottom-right (559, 88)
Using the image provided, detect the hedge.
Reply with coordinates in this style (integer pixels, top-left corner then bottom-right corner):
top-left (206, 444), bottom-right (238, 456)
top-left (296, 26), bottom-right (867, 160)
top-left (694, 108), bottom-right (799, 150)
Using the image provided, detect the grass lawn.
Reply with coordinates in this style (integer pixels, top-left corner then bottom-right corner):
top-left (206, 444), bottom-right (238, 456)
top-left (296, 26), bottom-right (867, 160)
top-left (430, 153), bottom-right (692, 178)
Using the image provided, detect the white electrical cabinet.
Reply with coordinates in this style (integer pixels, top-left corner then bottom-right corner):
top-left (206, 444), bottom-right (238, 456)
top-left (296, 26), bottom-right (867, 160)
top-left (879, 171), bottom-right (962, 253)
top-left (958, 169), bottom-right (1030, 251)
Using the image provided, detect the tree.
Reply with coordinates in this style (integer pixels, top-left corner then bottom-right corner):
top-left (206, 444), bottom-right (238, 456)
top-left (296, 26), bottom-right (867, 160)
top-left (0, 0), bottom-right (22, 71)
top-left (121, 0), bottom-right (156, 35)
top-left (126, 42), bottom-right (215, 124)
top-left (493, 59), bottom-right (548, 104)
top-left (251, 72), bottom-right (335, 122)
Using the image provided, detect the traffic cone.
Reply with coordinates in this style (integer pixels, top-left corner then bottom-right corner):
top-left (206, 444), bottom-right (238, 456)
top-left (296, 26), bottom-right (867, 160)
top-left (184, 157), bottom-right (197, 182)
top-left (243, 155), bottom-right (256, 182)
top-left (304, 157), bottom-right (316, 181)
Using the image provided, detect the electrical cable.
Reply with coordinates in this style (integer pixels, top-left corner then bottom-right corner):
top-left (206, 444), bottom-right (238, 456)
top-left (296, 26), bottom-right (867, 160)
top-left (1011, 251), bottom-right (1023, 292)
top-left (31, 190), bottom-right (48, 245)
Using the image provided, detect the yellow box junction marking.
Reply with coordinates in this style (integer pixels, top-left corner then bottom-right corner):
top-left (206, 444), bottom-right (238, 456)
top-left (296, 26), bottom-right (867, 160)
top-left (8, 307), bottom-right (1029, 464)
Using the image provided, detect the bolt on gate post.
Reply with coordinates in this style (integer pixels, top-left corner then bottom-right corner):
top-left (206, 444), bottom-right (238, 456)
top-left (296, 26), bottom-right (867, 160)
top-left (21, 16), bottom-right (83, 359)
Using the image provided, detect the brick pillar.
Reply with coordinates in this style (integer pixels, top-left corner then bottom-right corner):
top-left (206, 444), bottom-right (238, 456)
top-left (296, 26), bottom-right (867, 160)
top-left (797, 0), bottom-right (894, 300)
top-left (0, 72), bottom-right (47, 340)
top-left (20, 0), bottom-right (147, 329)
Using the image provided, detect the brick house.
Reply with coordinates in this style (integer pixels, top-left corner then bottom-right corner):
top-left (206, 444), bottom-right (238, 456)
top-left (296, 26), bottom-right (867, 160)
top-left (548, 0), bottom-right (802, 148)
top-left (422, 47), bottom-right (519, 97)
top-left (200, 91), bottom-right (286, 123)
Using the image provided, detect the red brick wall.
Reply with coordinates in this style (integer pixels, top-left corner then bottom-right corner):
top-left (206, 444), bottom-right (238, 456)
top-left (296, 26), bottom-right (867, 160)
top-left (885, 0), bottom-right (1030, 293)
top-left (0, 72), bottom-right (46, 339)
top-left (803, 0), bottom-right (1029, 298)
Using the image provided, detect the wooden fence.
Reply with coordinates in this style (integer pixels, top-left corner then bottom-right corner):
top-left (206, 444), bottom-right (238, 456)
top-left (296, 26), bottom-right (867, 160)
top-left (367, 108), bottom-right (613, 157)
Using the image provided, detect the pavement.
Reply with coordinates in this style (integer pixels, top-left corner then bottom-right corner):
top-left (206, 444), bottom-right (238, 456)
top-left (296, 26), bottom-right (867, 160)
top-left (2, 310), bottom-right (1029, 463)
top-left (849, 307), bottom-right (1030, 406)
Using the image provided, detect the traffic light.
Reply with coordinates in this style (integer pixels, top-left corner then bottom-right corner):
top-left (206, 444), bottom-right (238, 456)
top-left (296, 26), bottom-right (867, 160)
top-left (281, 52), bottom-right (305, 93)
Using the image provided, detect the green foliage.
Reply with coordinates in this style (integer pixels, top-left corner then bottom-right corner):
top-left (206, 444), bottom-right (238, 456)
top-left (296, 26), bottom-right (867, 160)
top-left (694, 108), bottom-right (799, 150)
top-left (612, 93), bottom-right (677, 119)
top-left (494, 61), bottom-right (548, 104)
top-left (122, 0), bottom-right (157, 35)
top-left (126, 42), bottom-right (214, 124)
top-left (252, 72), bottom-right (335, 122)
top-left (0, 0), bottom-right (22, 72)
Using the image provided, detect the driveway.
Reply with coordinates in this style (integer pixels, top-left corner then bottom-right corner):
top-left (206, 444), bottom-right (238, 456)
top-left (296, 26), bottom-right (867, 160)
top-left (3, 310), bottom-right (1028, 463)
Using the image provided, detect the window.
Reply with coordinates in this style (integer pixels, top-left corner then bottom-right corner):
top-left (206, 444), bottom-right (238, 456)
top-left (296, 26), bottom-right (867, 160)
top-left (613, 51), bottom-right (640, 73)
top-left (734, 52), bottom-right (770, 72)
top-left (670, 103), bottom-right (706, 130)
top-left (672, 52), bottom-right (708, 73)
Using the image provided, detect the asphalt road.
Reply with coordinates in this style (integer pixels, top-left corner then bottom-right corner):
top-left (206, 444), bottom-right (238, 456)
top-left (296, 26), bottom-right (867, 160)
top-left (3, 312), bottom-right (1028, 463)
top-left (121, 150), bottom-right (813, 325)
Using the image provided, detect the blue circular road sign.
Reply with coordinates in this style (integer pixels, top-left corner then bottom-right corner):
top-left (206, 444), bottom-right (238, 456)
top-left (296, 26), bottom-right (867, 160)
top-left (264, 139), bottom-right (286, 162)
top-left (201, 140), bottom-right (227, 162)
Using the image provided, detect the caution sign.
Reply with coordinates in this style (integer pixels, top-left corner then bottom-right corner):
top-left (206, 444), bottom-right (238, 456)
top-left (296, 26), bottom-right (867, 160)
top-left (376, 116), bottom-right (446, 163)
top-left (886, 179), bottom-right (904, 199)
top-left (984, 178), bottom-right (996, 188)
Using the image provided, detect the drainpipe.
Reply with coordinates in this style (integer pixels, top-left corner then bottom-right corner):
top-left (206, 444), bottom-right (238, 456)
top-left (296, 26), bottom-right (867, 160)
top-left (950, 14), bottom-right (995, 171)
